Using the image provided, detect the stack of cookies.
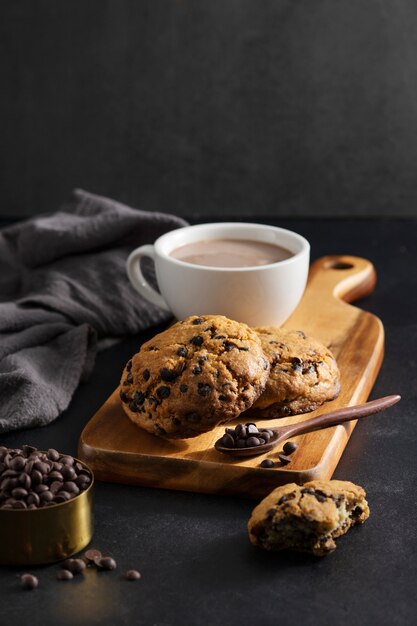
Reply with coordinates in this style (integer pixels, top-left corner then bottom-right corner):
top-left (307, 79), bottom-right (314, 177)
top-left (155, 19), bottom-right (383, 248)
top-left (119, 315), bottom-right (341, 439)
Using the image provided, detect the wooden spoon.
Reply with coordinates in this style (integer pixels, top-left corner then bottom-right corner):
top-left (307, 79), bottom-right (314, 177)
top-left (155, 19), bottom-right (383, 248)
top-left (214, 394), bottom-right (401, 458)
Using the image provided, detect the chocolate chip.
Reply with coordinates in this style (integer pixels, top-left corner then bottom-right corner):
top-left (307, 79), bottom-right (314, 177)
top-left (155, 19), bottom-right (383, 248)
top-left (67, 559), bottom-right (86, 574)
top-left (11, 487), bottom-right (28, 499)
top-left (246, 437), bottom-right (261, 447)
top-left (177, 347), bottom-right (188, 357)
top-left (192, 365), bottom-right (202, 375)
top-left (20, 574), bottom-right (38, 590)
top-left (57, 570), bottom-right (74, 581)
top-left (247, 424), bottom-right (259, 435)
top-left (125, 569), bottom-right (141, 580)
top-left (197, 383), bottom-right (212, 397)
top-left (235, 424), bottom-right (247, 438)
top-left (126, 360), bottom-right (132, 371)
top-left (190, 335), bottom-right (204, 346)
top-left (143, 369), bottom-right (150, 381)
top-left (119, 390), bottom-right (128, 403)
top-left (126, 372), bottom-right (133, 384)
top-left (84, 548), bottom-right (102, 563)
top-left (9, 456), bottom-right (26, 472)
top-left (283, 441), bottom-right (298, 455)
top-left (97, 556), bottom-right (117, 571)
top-left (314, 490), bottom-right (328, 503)
top-left (301, 487), bottom-right (315, 495)
top-left (192, 317), bottom-right (204, 325)
top-left (278, 453), bottom-right (292, 465)
top-left (60, 455), bottom-right (75, 466)
top-left (134, 391), bottom-right (145, 404)
top-left (222, 340), bottom-right (237, 352)
top-left (277, 495), bottom-right (288, 505)
top-left (156, 386), bottom-right (170, 399)
top-left (220, 434), bottom-right (235, 448)
top-left (129, 402), bottom-right (138, 412)
top-left (219, 394), bottom-right (228, 402)
top-left (260, 459), bottom-right (275, 468)
top-left (160, 368), bottom-right (177, 382)
top-left (180, 384), bottom-right (188, 393)
top-left (153, 424), bottom-right (167, 436)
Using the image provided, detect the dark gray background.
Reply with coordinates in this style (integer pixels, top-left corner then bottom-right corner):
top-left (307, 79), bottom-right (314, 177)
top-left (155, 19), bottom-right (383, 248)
top-left (1, 0), bottom-right (417, 219)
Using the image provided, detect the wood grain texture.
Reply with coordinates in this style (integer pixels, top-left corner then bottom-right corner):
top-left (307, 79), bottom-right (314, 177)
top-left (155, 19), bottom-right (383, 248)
top-left (78, 255), bottom-right (384, 498)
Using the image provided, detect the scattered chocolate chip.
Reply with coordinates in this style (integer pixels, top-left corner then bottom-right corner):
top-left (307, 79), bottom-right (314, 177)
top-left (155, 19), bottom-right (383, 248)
top-left (67, 559), bottom-right (87, 575)
top-left (119, 390), bottom-right (128, 403)
top-left (57, 569), bottom-right (74, 581)
top-left (283, 441), bottom-right (298, 455)
top-left (218, 394), bottom-right (228, 402)
top-left (128, 402), bottom-right (138, 412)
top-left (192, 317), bottom-right (204, 325)
top-left (126, 372), bottom-right (133, 384)
top-left (278, 453), bottom-right (292, 465)
top-left (156, 386), bottom-right (170, 400)
top-left (260, 459), bottom-right (275, 468)
top-left (177, 347), bottom-right (188, 357)
top-left (98, 557), bottom-right (117, 571)
top-left (190, 335), bottom-right (204, 347)
top-left (222, 340), bottom-right (237, 352)
top-left (143, 369), bottom-right (150, 381)
top-left (192, 365), bottom-right (202, 375)
top-left (20, 574), bottom-right (38, 590)
top-left (125, 569), bottom-right (141, 581)
top-left (277, 495), bottom-right (288, 505)
top-left (180, 384), bottom-right (188, 393)
top-left (84, 548), bottom-right (102, 563)
top-left (126, 360), bottom-right (132, 371)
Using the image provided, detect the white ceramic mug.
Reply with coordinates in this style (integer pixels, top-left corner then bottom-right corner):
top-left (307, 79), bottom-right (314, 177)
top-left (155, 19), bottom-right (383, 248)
top-left (126, 222), bottom-right (310, 326)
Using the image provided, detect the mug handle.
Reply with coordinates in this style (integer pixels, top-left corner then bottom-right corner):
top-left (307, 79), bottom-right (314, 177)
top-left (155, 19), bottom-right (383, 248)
top-left (126, 245), bottom-right (170, 311)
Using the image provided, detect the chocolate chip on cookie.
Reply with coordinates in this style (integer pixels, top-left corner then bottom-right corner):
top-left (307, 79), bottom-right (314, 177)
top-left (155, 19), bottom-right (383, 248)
top-left (120, 315), bottom-right (270, 438)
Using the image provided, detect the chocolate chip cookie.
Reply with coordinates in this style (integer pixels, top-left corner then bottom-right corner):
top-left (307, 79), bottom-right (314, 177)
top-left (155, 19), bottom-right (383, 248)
top-left (120, 315), bottom-right (270, 438)
top-left (248, 480), bottom-right (369, 556)
top-left (245, 328), bottom-right (340, 418)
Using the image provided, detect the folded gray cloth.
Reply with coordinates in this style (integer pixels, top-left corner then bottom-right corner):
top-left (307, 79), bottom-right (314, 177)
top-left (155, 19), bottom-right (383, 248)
top-left (0, 189), bottom-right (188, 433)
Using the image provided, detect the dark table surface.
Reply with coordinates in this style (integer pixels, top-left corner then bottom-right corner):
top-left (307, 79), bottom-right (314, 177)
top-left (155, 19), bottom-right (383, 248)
top-left (1, 217), bottom-right (416, 626)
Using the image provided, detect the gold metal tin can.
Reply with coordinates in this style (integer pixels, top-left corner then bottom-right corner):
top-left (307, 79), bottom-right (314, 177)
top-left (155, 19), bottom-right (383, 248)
top-left (0, 458), bottom-right (94, 566)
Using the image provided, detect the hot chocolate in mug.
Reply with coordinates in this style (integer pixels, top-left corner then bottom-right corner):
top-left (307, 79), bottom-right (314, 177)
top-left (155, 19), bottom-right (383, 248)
top-left (126, 223), bottom-right (310, 327)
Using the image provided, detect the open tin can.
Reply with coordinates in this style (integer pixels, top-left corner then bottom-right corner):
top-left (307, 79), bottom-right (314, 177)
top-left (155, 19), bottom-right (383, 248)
top-left (0, 457), bottom-right (94, 566)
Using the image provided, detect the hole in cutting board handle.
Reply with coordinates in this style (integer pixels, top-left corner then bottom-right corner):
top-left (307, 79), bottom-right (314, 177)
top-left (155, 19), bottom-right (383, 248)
top-left (325, 261), bottom-right (354, 270)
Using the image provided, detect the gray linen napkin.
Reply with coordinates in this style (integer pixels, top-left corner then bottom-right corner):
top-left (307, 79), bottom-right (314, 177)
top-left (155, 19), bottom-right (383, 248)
top-left (0, 189), bottom-right (188, 433)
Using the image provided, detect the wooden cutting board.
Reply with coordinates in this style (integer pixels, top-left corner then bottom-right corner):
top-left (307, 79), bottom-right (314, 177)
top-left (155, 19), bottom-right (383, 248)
top-left (78, 255), bottom-right (384, 499)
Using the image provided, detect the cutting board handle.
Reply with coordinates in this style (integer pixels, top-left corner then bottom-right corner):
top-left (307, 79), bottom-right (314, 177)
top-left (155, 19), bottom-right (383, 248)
top-left (307, 255), bottom-right (377, 304)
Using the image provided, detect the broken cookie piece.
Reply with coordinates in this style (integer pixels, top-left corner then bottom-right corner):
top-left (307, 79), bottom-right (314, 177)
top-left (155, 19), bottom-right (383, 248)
top-left (248, 480), bottom-right (369, 556)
